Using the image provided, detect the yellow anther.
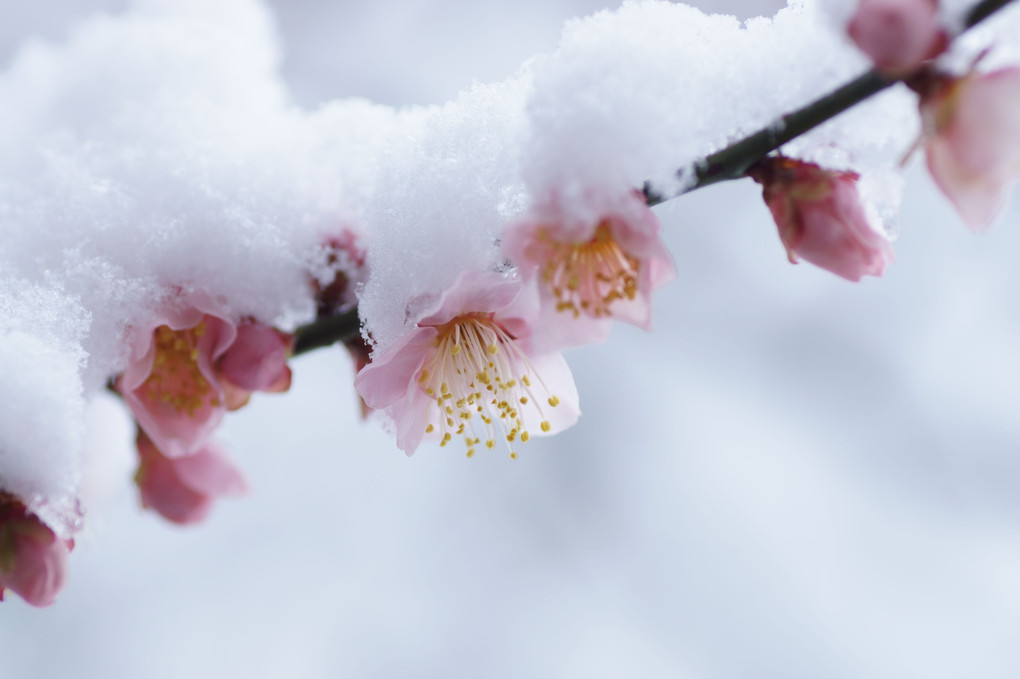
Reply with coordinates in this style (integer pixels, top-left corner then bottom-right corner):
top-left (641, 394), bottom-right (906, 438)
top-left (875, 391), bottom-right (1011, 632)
top-left (519, 396), bottom-right (528, 405)
top-left (486, 440), bottom-right (496, 449)
top-left (548, 395), bottom-right (560, 407)
top-left (451, 344), bottom-right (461, 356)
top-left (418, 370), bottom-right (429, 383)
top-left (520, 431), bottom-right (530, 443)
top-left (540, 421), bottom-right (551, 432)
top-left (510, 452), bottom-right (518, 460)
top-left (466, 449), bottom-right (475, 458)
top-left (425, 424), bottom-right (434, 434)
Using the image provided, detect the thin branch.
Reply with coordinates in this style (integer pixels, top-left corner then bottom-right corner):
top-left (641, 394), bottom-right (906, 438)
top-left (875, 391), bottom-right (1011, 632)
top-left (293, 309), bottom-right (360, 357)
top-left (294, 0), bottom-right (1017, 354)
top-left (644, 0), bottom-right (1016, 204)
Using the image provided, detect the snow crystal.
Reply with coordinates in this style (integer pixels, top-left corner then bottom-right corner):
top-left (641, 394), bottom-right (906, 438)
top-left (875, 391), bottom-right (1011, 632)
top-left (0, 282), bottom-right (88, 536)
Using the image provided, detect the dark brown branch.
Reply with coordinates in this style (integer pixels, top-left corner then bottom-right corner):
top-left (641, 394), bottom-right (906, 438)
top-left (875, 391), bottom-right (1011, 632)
top-left (643, 0), bottom-right (1016, 204)
top-left (293, 309), bottom-right (360, 357)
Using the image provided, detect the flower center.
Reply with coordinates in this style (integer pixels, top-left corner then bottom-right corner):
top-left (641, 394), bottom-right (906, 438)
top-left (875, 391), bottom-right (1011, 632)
top-left (142, 322), bottom-right (219, 415)
top-left (417, 315), bottom-right (560, 458)
top-left (539, 222), bottom-right (640, 318)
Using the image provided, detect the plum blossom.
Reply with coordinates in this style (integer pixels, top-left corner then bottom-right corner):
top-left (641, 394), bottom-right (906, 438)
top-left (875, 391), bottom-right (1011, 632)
top-left (116, 299), bottom-right (237, 459)
top-left (134, 433), bottom-right (248, 525)
top-left (918, 67), bottom-right (1020, 230)
top-left (116, 296), bottom-right (293, 458)
top-left (847, 0), bottom-right (946, 75)
top-left (749, 157), bottom-right (895, 282)
top-left (355, 270), bottom-right (580, 457)
top-left (501, 191), bottom-right (675, 349)
top-left (0, 493), bottom-right (72, 607)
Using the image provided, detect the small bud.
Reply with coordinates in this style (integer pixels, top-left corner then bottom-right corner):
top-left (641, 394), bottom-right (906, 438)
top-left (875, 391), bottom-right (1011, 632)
top-left (750, 157), bottom-right (895, 282)
top-left (847, 0), bottom-right (946, 76)
top-left (0, 493), bottom-right (72, 607)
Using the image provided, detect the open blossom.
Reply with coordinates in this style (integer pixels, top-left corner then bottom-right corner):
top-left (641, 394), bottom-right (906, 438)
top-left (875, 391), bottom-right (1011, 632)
top-left (135, 433), bottom-right (248, 525)
top-left (919, 67), bottom-right (1020, 230)
top-left (750, 157), bottom-right (895, 282)
top-left (501, 191), bottom-right (675, 349)
top-left (117, 296), bottom-right (292, 458)
top-left (0, 493), bottom-right (72, 607)
top-left (355, 270), bottom-right (580, 457)
top-left (847, 0), bottom-right (946, 75)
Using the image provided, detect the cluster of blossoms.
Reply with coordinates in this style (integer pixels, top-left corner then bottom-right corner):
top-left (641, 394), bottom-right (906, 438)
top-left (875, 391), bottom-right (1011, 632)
top-left (3, 0), bottom-right (1020, 609)
top-left (745, 0), bottom-right (1020, 281)
top-left (115, 296), bottom-right (293, 524)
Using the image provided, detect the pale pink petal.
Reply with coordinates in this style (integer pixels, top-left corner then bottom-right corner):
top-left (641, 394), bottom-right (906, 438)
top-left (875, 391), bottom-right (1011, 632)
top-left (526, 284), bottom-right (612, 355)
top-left (514, 350), bottom-right (581, 436)
top-left (172, 442), bottom-right (249, 498)
top-left (393, 387), bottom-right (436, 455)
top-left (418, 269), bottom-right (524, 327)
top-left (924, 68), bottom-right (1020, 230)
top-left (135, 435), bottom-right (247, 525)
top-left (120, 381), bottom-right (226, 459)
top-left (848, 0), bottom-right (945, 75)
top-left (217, 322), bottom-right (294, 393)
top-left (355, 326), bottom-right (438, 410)
top-left (926, 135), bottom-right (1007, 229)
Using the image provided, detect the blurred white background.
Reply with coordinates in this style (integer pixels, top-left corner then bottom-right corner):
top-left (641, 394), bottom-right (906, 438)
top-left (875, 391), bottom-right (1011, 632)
top-left (5, 1), bottom-right (1020, 678)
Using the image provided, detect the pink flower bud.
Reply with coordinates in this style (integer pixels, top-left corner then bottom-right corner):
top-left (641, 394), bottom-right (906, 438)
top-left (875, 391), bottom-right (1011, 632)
top-left (920, 67), bottom-right (1020, 230)
top-left (135, 433), bottom-right (248, 525)
top-left (848, 0), bottom-right (946, 75)
top-left (216, 321), bottom-right (293, 396)
top-left (751, 157), bottom-right (895, 282)
top-left (0, 494), bottom-right (72, 607)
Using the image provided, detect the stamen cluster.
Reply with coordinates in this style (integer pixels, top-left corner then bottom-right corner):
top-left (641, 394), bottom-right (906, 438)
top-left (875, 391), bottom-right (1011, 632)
top-left (538, 222), bottom-right (640, 319)
top-left (143, 322), bottom-right (219, 415)
top-left (418, 314), bottom-right (560, 458)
